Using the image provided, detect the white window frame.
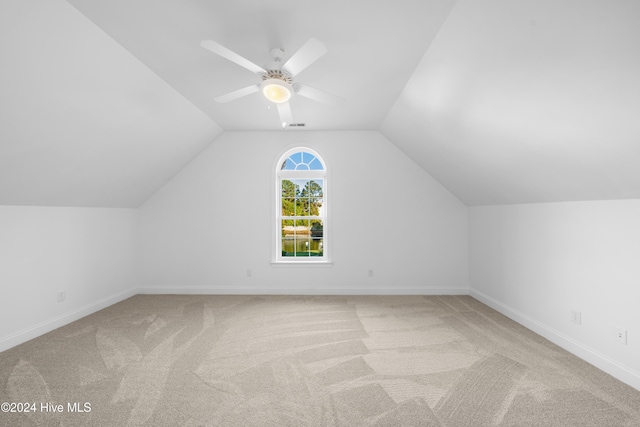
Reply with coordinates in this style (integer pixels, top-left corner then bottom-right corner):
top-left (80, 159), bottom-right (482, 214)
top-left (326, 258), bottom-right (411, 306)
top-left (273, 147), bottom-right (330, 264)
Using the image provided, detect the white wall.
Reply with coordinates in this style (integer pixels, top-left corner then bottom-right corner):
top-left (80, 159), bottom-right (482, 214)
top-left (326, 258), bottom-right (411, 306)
top-left (138, 131), bottom-right (469, 294)
top-left (0, 206), bottom-right (137, 351)
top-left (469, 200), bottom-right (640, 389)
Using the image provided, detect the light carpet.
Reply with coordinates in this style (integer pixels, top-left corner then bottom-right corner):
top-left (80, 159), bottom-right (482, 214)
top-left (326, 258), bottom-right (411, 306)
top-left (1, 295), bottom-right (639, 426)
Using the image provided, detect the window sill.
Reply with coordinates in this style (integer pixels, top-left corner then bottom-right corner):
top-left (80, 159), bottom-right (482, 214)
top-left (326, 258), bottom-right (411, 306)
top-left (271, 261), bottom-right (333, 268)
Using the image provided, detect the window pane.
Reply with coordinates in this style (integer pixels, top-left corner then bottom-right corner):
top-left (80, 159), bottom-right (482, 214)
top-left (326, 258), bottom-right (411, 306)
top-left (311, 219), bottom-right (324, 256)
top-left (281, 151), bottom-right (324, 171)
top-left (290, 152), bottom-right (303, 165)
top-left (295, 235), bottom-right (311, 256)
top-left (281, 179), bottom-right (296, 197)
top-left (292, 179), bottom-right (307, 195)
top-left (282, 219), bottom-right (294, 236)
top-left (281, 158), bottom-right (296, 170)
top-left (308, 179), bottom-right (323, 197)
top-left (299, 180), bottom-right (322, 198)
top-left (295, 152), bottom-right (311, 170)
top-left (312, 198), bottom-right (324, 216)
top-left (310, 220), bottom-right (323, 238)
top-left (295, 220), bottom-right (311, 256)
top-left (282, 238), bottom-right (294, 257)
top-left (296, 197), bottom-right (310, 216)
top-left (281, 220), bottom-right (295, 256)
top-left (309, 158), bottom-right (323, 170)
top-left (311, 237), bottom-right (323, 256)
top-left (282, 198), bottom-right (295, 216)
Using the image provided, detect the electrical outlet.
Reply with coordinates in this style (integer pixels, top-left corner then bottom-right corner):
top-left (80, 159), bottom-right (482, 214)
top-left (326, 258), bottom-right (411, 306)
top-left (57, 291), bottom-right (66, 302)
top-left (615, 327), bottom-right (627, 345)
top-left (570, 310), bottom-right (581, 325)
top-left (246, 269), bottom-right (252, 277)
top-left (368, 269), bottom-right (374, 278)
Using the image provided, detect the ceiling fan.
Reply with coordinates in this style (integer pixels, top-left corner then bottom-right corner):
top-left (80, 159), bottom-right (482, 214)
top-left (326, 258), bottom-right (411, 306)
top-left (200, 38), bottom-right (343, 127)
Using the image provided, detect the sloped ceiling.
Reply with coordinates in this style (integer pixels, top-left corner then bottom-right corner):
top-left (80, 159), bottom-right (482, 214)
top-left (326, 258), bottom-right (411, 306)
top-left (382, 0), bottom-right (640, 205)
top-left (1, 0), bottom-right (639, 208)
top-left (0, 0), bottom-right (222, 208)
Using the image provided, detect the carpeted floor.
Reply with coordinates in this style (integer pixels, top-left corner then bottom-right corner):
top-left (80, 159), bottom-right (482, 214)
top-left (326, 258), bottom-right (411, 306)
top-left (1, 295), bottom-right (639, 426)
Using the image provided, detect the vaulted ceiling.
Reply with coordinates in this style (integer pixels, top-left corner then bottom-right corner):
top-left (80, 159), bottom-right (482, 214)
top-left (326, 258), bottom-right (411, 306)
top-left (382, 0), bottom-right (640, 205)
top-left (2, 0), bottom-right (639, 207)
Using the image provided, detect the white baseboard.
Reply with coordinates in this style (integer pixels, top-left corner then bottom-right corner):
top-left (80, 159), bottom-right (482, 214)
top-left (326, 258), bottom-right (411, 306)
top-left (0, 286), bottom-right (467, 352)
top-left (470, 288), bottom-right (640, 392)
top-left (138, 286), bottom-right (470, 296)
top-left (0, 288), bottom-right (137, 353)
top-left (4, 285), bottom-right (637, 392)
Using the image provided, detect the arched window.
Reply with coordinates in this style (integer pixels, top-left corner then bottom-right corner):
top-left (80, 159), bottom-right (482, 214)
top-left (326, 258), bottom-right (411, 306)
top-left (275, 148), bottom-right (327, 262)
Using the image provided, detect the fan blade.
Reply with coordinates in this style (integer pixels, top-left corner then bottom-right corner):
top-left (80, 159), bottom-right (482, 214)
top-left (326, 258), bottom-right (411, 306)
top-left (296, 84), bottom-right (344, 107)
top-left (201, 40), bottom-right (266, 74)
top-left (277, 102), bottom-right (293, 127)
top-left (214, 85), bottom-right (259, 103)
top-left (282, 38), bottom-right (327, 77)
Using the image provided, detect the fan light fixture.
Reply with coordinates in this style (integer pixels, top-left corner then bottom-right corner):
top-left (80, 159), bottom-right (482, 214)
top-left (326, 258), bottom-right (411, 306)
top-left (261, 78), bottom-right (292, 104)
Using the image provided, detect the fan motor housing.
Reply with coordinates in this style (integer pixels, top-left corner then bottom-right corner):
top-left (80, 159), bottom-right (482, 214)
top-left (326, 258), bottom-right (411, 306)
top-left (262, 69), bottom-right (293, 85)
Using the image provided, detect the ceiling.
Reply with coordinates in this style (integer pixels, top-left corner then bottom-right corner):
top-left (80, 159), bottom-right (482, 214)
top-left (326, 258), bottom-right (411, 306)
top-left (1, 0), bottom-right (640, 207)
top-left (64, 0), bottom-right (455, 131)
top-left (0, 0), bottom-right (222, 208)
top-left (382, 0), bottom-right (640, 205)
